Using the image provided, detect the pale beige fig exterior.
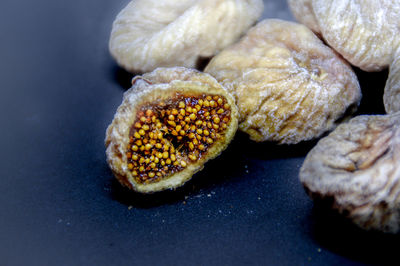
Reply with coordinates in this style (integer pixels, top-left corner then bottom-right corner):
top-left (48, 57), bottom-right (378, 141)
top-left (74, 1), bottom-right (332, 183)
top-left (205, 19), bottom-right (361, 144)
top-left (109, 0), bottom-right (263, 73)
top-left (384, 47), bottom-right (400, 114)
top-left (288, 0), bottom-right (400, 72)
top-left (300, 112), bottom-right (400, 233)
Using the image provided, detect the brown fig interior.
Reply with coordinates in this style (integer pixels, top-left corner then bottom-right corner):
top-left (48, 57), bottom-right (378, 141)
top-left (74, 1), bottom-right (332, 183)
top-left (127, 93), bottom-right (232, 184)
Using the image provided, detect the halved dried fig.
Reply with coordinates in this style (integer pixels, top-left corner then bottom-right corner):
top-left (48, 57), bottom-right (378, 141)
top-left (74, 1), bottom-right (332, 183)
top-left (384, 47), bottom-right (400, 113)
top-left (290, 0), bottom-right (400, 72)
top-left (300, 112), bottom-right (400, 233)
top-left (105, 67), bottom-right (238, 193)
top-left (109, 0), bottom-right (263, 73)
top-left (205, 19), bottom-right (361, 144)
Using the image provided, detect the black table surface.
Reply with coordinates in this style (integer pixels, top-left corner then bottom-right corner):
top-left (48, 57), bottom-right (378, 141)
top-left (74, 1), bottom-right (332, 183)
top-left (1, 0), bottom-right (398, 265)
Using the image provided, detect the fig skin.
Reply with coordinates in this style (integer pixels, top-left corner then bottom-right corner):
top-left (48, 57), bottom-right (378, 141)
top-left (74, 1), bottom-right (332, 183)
top-left (287, 0), bottom-right (320, 34)
top-left (384, 47), bottom-right (400, 114)
top-left (300, 112), bottom-right (400, 233)
top-left (288, 0), bottom-right (400, 72)
top-left (205, 19), bottom-right (361, 144)
top-left (312, 0), bottom-right (400, 72)
top-left (105, 67), bottom-right (238, 193)
top-left (109, 0), bottom-right (263, 73)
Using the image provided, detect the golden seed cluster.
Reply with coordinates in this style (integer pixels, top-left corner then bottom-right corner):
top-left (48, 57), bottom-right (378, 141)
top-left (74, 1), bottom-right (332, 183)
top-left (127, 93), bottom-right (231, 184)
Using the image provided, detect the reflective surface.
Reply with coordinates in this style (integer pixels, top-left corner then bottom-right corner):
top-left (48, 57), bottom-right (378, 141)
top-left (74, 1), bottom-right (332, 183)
top-left (0, 0), bottom-right (398, 265)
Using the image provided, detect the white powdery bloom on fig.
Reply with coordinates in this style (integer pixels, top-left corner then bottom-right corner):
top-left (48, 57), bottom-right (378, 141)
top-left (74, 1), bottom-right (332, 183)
top-left (205, 19), bottom-right (361, 144)
top-left (109, 0), bottom-right (264, 73)
top-left (300, 112), bottom-right (400, 233)
top-left (288, 0), bottom-right (400, 72)
top-left (384, 46), bottom-right (400, 114)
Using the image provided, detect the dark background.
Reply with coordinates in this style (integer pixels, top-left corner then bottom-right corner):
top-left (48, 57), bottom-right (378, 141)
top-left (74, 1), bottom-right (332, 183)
top-left (0, 0), bottom-right (397, 265)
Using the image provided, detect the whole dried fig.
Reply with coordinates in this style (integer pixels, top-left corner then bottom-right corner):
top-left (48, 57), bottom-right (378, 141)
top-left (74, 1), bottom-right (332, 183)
top-left (300, 112), bottom-right (400, 233)
top-left (205, 19), bottom-right (361, 144)
top-left (105, 67), bottom-right (238, 193)
top-left (384, 47), bottom-right (400, 113)
top-left (287, 0), bottom-right (320, 34)
top-left (288, 0), bottom-right (400, 72)
top-left (109, 0), bottom-right (263, 73)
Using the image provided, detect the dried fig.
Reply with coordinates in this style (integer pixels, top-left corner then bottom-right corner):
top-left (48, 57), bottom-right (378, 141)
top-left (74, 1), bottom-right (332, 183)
top-left (105, 67), bottom-right (238, 193)
top-left (109, 0), bottom-right (263, 73)
top-left (205, 19), bottom-right (361, 144)
top-left (289, 0), bottom-right (400, 72)
top-left (287, 0), bottom-right (320, 34)
top-left (384, 47), bottom-right (400, 114)
top-left (300, 112), bottom-right (400, 233)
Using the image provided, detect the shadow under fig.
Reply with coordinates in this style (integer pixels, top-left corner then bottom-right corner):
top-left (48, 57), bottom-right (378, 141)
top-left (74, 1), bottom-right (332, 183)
top-left (353, 67), bottom-right (388, 115)
top-left (109, 134), bottom-right (245, 209)
top-left (109, 131), bottom-right (315, 209)
top-left (110, 56), bottom-right (212, 92)
top-left (234, 131), bottom-right (319, 160)
top-left (307, 202), bottom-right (400, 265)
top-left (110, 65), bottom-right (137, 91)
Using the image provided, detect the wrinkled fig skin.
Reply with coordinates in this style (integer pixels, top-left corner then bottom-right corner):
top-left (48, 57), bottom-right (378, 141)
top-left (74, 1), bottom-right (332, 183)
top-left (300, 113), bottom-right (400, 233)
top-left (287, 0), bottom-right (320, 34)
top-left (109, 0), bottom-right (263, 73)
top-left (384, 47), bottom-right (400, 114)
top-left (205, 19), bottom-right (361, 144)
top-left (288, 0), bottom-right (400, 72)
top-left (105, 67), bottom-right (238, 193)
